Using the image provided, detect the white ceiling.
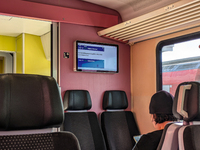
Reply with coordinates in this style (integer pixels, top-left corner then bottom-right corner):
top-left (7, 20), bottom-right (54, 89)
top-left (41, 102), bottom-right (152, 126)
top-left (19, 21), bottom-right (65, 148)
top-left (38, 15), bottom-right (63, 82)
top-left (0, 0), bottom-right (183, 37)
top-left (83, 0), bottom-right (180, 21)
top-left (0, 15), bottom-right (51, 37)
top-left (0, 0), bottom-right (182, 37)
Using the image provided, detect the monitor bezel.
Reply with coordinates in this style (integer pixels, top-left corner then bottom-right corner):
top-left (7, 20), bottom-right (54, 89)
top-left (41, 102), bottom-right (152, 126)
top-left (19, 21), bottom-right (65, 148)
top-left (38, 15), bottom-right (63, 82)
top-left (74, 40), bottom-right (119, 73)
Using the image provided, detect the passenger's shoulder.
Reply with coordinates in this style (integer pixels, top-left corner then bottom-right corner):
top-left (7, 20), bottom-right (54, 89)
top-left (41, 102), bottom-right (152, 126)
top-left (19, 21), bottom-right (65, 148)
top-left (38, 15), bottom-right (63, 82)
top-left (143, 129), bottom-right (163, 139)
top-left (133, 130), bottom-right (163, 150)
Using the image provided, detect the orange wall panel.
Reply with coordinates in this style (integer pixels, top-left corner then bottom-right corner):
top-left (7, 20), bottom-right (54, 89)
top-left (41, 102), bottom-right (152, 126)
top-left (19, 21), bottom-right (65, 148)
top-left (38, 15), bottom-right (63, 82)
top-left (131, 26), bottom-right (200, 134)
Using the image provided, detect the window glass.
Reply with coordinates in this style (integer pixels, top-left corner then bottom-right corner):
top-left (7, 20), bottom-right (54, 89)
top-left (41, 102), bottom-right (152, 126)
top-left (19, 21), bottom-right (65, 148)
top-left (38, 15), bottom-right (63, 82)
top-left (161, 38), bottom-right (200, 95)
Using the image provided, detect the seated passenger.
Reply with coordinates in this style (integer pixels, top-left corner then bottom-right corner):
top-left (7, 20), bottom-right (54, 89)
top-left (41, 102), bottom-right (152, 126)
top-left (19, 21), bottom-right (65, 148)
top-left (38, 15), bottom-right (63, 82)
top-left (133, 90), bottom-right (177, 150)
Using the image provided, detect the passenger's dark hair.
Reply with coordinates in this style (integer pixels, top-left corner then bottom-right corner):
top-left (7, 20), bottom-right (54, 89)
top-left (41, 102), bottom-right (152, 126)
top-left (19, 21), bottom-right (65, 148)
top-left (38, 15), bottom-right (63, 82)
top-left (153, 114), bottom-right (177, 124)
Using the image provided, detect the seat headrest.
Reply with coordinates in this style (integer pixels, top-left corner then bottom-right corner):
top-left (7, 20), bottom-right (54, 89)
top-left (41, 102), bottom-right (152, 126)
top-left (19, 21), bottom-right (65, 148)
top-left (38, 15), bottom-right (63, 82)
top-left (103, 90), bottom-right (128, 110)
top-left (63, 90), bottom-right (92, 111)
top-left (173, 82), bottom-right (200, 122)
top-left (0, 74), bottom-right (64, 131)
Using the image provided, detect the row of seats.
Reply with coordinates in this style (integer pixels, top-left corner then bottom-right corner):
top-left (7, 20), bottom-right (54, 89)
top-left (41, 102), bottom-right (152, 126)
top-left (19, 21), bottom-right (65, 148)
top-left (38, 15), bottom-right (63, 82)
top-left (0, 74), bottom-right (140, 150)
top-left (62, 90), bottom-right (140, 150)
top-left (157, 81), bottom-right (200, 150)
top-left (60, 81), bottom-right (200, 150)
top-left (2, 74), bottom-right (199, 150)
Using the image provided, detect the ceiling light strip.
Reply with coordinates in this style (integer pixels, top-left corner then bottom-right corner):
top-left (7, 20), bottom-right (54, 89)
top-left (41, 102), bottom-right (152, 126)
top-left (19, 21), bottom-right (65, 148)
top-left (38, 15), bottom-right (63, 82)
top-left (108, 5), bottom-right (199, 38)
top-left (123, 17), bottom-right (200, 41)
top-left (107, 1), bottom-right (199, 37)
top-left (98, 0), bottom-right (200, 43)
top-left (114, 11), bottom-right (199, 40)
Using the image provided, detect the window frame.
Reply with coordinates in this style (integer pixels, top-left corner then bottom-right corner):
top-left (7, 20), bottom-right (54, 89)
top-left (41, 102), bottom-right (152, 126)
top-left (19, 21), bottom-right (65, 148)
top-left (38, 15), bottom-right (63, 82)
top-left (156, 31), bottom-right (200, 92)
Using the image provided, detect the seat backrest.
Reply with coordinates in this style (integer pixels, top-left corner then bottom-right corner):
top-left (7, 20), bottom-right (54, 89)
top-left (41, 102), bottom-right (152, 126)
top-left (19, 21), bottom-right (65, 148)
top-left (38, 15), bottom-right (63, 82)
top-left (159, 82), bottom-right (200, 150)
top-left (178, 124), bottom-right (200, 150)
top-left (156, 86), bottom-right (187, 150)
top-left (101, 90), bottom-right (140, 150)
top-left (157, 82), bottom-right (197, 150)
top-left (174, 82), bottom-right (200, 150)
top-left (0, 74), bottom-right (80, 150)
top-left (156, 123), bottom-right (182, 150)
top-left (63, 90), bottom-right (107, 150)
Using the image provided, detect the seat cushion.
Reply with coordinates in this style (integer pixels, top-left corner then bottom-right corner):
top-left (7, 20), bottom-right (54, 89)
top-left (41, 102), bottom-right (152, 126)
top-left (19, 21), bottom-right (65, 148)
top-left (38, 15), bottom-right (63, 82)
top-left (101, 111), bottom-right (140, 150)
top-left (63, 112), bottom-right (106, 150)
top-left (0, 74), bottom-right (63, 130)
top-left (179, 125), bottom-right (200, 150)
top-left (0, 132), bottom-right (80, 150)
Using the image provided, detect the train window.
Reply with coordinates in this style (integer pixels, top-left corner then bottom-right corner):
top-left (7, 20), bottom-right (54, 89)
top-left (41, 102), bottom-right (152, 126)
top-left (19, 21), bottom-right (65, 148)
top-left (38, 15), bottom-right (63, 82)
top-left (157, 32), bottom-right (200, 96)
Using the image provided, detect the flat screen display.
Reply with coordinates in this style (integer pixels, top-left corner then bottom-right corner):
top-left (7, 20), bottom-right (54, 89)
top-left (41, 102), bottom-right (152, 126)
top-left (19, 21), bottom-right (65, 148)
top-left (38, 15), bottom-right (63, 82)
top-left (74, 40), bottom-right (118, 73)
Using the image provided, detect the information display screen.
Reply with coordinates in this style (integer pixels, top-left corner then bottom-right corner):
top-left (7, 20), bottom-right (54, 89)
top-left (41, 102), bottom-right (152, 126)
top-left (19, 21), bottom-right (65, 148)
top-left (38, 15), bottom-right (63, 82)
top-left (74, 41), bottom-right (118, 73)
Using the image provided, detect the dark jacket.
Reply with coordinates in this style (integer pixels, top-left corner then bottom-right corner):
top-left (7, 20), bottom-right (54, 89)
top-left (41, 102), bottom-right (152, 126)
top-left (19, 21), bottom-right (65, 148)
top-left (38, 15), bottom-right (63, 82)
top-left (133, 129), bottom-right (163, 150)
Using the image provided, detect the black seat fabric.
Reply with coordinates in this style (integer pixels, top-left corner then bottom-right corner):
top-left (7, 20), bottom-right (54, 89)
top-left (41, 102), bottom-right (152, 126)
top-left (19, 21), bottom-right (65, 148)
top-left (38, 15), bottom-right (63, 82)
top-left (173, 82), bottom-right (200, 150)
top-left (0, 74), bottom-right (80, 150)
top-left (180, 125), bottom-right (200, 150)
top-left (63, 90), bottom-right (107, 150)
top-left (156, 82), bottom-right (200, 150)
top-left (173, 82), bottom-right (200, 122)
top-left (0, 132), bottom-right (79, 149)
top-left (101, 90), bottom-right (140, 150)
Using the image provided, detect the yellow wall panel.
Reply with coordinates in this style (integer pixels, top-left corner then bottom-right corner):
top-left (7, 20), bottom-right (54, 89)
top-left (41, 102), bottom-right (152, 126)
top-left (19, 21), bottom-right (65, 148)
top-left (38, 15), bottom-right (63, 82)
top-left (24, 34), bottom-right (50, 76)
top-left (16, 34), bottom-right (23, 73)
top-left (0, 35), bottom-right (15, 51)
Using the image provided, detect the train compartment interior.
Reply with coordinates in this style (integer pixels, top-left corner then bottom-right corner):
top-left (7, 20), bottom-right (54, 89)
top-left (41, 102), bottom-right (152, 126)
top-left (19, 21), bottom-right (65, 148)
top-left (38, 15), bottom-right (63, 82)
top-left (0, 0), bottom-right (200, 149)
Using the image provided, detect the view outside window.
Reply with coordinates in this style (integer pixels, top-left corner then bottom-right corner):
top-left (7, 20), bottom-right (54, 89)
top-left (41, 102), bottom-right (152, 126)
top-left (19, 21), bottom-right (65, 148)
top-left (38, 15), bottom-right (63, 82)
top-left (162, 38), bottom-right (200, 96)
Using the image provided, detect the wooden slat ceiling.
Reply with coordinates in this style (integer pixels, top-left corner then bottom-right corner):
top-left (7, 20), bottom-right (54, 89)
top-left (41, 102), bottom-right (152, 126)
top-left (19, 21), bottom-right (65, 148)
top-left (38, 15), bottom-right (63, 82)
top-left (98, 0), bottom-right (200, 45)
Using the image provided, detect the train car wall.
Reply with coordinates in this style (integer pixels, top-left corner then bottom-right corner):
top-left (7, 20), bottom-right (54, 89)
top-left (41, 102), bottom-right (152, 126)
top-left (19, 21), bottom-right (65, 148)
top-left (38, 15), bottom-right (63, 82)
top-left (131, 26), bottom-right (200, 134)
top-left (0, 0), bottom-right (130, 115)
